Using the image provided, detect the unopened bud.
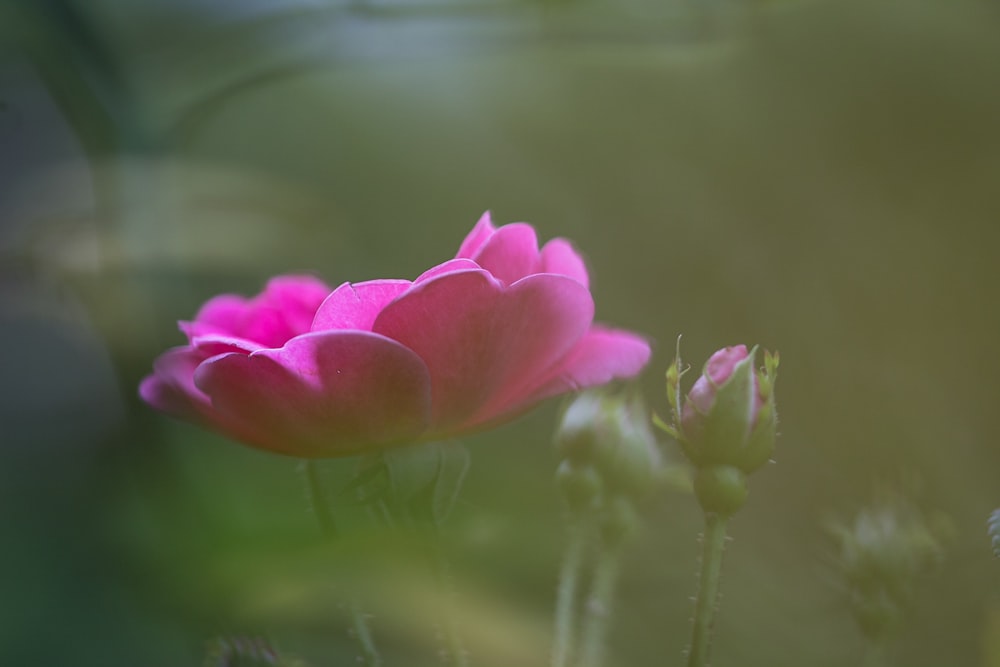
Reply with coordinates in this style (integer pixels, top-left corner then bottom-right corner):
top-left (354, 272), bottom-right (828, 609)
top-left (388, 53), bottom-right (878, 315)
top-left (673, 345), bottom-right (779, 475)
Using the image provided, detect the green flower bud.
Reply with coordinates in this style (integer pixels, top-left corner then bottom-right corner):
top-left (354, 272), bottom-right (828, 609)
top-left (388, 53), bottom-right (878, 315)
top-left (555, 460), bottom-right (604, 514)
top-left (829, 489), bottom-right (950, 643)
top-left (554, 390), bottom-right (662, 502)
top-left (678, 345), bottom-right (779, 474)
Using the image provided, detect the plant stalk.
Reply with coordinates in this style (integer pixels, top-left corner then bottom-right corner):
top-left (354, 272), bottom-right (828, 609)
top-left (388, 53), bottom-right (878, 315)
top-left (303, 461), bottom-right (383, 667)
top-left (551, 520), bottom-right (588, 667)
top-left (578, 544), bottom-right (622, 667)
top-left (687, 513), bottom-right (729, 667)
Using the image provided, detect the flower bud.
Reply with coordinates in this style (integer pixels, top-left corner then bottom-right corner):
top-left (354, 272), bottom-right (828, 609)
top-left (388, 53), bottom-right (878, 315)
top-left (555, 460), bottom-right (604, 514)
top-left (554, 390), bottom-right (661, 502)
top-left (677, 345), bottom-right (778, 474)
top-left (829, 489), bottom-right (950, 643)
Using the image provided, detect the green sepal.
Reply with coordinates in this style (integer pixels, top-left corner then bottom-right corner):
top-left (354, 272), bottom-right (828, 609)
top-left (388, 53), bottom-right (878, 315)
top-left (735, 391), bottom-right (777, 473)
top-left (696, 347), bottom-right (758, 466)
top-left (666, 359), bottom-right (680, 418)
top-left (764, 349), bottom-right (780, 377)
top-left (652, 411), bottom-right (679, 439)
top-left (382, 440), bottom-right (470, 525)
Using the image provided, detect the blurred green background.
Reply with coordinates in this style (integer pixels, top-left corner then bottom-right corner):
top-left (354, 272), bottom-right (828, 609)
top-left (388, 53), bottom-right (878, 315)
top-left (3, 0), bottom-right (1000, 664)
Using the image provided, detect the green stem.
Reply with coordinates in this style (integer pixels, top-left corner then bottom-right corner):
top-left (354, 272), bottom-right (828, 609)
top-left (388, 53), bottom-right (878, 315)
top-left (687, 513), bottom-right (729, 667)
top-left (303, 461), bottom-right (383, 667)
top-left (430, 533), bottom-right (470, 667)
top-left (551, 520), bottom-right (588, 667)
top-left (578, 544), bottom-right (622, 667)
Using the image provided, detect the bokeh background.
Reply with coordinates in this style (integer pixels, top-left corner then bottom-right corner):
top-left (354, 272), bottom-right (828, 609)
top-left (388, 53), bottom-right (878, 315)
top-left (3, 0), bottom-right (1000, 665)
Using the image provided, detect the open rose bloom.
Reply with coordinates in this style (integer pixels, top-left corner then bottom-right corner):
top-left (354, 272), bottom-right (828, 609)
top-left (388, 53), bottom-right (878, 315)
top-left (141, 213), bottom-right (651, 457)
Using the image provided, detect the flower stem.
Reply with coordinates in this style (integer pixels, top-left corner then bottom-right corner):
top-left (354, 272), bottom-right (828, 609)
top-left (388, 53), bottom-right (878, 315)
top-left (303, 461), bottom-right (383, 667)
top-left (687, 513), bottom-right (729, 667)
top-left (430, 531), bottom-right (470, 667)
top-left (551, 520), bottom-right (588, 667)
top-left (578, 544), bottom-right (622, 667)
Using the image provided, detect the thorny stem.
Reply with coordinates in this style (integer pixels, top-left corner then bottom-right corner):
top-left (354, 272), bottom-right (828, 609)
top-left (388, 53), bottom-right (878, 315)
top-left (687, 513), bottom-right (729, 667)
top-left (551, 520), bottom-right (588, 667)
top-left (303, 461), bottom-right (383, 667)
top-left (578, 544), bottom-right (622, 667)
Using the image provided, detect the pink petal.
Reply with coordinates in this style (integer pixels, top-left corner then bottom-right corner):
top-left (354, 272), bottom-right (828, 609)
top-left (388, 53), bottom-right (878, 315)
top-left (372, 269), bottom-right (593, 433)
top-left (190, 335), bottom-right (265, 356)
top-left (182, 275), bottom-right (331, 348)
top-left (705, 345), bottom-right (749, 384)
top-left (139, 347), bottom-right (263, 445)
top-left (415, 258), bottom-right (481, 284)
top-left (539, 237), bottom-right (590, 288)
top-left (180, 295), bottom-right (247, 340)
top-left (139, 347), bottom-right (213, 423)
top-left (193, 331), bottom-right (432, 457)
top-left (468, 222), bottom-right (541, 285)
top-left (472, 325), bottom-right (651, 426)
top-left (311, 280), bottom-right (411, 332)
top-left (455, 211), bottom-right (496, 259)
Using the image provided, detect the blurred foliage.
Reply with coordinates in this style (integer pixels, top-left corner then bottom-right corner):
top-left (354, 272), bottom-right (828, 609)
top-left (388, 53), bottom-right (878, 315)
top-left (3, 0), bottom-right (1000, 665)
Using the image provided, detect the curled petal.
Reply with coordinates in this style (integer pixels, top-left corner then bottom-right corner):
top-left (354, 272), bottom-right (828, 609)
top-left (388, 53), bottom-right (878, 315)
top-left (311, 280), bottom-right (411, 332)
top-left (373, 269), bottom-right (593, 432)
top-left (194, 332), bottom-right (432, 457)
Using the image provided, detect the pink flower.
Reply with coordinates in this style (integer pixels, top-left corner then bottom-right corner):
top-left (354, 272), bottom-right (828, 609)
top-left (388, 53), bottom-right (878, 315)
top-left (141, 212), bottom-right (651, 458)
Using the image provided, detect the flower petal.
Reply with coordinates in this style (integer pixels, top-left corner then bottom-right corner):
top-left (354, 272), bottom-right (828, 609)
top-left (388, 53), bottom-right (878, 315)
top-left (455, 211), bottom-right (496, 259)
top-left (139, 347), bottom-right (263, 445)
top-left (140, 347), bottom-right (213, 423)
top-left (311, 280), bottom-right (411, 332)
top-left (540, 237), bottom-right (590, 288)
top-left (372, 269), bottom-right (593, 432)
top-left (414, 258), bottom-right (481, 284)
top-left (190, 335), bottom-right (265, 356)
top-left (467, 222), bottom-right (541, 284)
top-left (194, 331), bottom-right (432, 457)
top-left (472, 325), bottom-right (651, 425)
top-left (182, 275), bottom-right (330, 347)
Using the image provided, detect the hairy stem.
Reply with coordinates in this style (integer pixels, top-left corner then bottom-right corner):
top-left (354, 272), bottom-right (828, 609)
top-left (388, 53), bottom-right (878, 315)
top-left (430, 532), bottom-right (470, 667)
top-left (578, 544), bottom-right (622, 667)
top-left (687, 513), bottom-right (729, 667)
